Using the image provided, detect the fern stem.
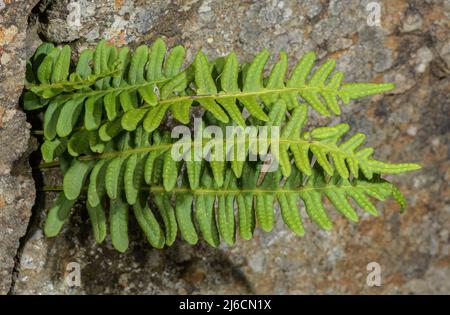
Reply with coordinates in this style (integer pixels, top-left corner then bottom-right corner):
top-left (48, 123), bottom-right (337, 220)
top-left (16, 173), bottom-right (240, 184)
top-left (39, 161), bottom-right (61, 169)
top-left (51, 77), bottom-right (171, 103)
top-left (26, 68), bottom-right (121, 91)
top-left (40, 183), bottom-right (379, 194)
top-left (74, 137), bottom-right (340, 161)
top-left (48, 84), bottom-right (328, 124)
top-left (158, 87), bottom-right (301, 104)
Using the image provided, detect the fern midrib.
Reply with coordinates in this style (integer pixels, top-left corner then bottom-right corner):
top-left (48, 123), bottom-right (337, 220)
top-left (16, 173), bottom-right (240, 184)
top-left (41, 183), bottom-right (383, 195)
top-left (50, 77), bottom-right (169, 102)
top-left (158, 85), bottom-right (328, 103)
top-left (74, 137), bottom-right (358, 162)
top-left (44, 81), bottom-right (334, 107)
top-left (39, 83), bottom-right (336, 141)
top-left (27, 68), bottom-right (122, 91)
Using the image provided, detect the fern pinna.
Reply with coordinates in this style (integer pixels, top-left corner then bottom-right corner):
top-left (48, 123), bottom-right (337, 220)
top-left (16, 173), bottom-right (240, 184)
top-left (24, 39), bottom-right (420, 252)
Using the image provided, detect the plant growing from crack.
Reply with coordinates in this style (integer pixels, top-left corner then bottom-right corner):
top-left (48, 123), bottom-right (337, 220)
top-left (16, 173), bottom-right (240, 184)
top-left (23, 39), bottom-right (420, 252)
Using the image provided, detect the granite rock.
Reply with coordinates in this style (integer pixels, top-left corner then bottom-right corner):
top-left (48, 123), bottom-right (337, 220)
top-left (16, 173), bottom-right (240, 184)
top-left (0, 0), bottom-right (39, 295)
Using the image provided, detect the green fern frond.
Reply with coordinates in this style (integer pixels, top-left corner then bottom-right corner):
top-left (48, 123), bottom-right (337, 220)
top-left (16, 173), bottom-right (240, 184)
top-left (280, 105), bottom-right (421, 179)
top-left (53, 119), bottom-right (419, 193)
top-left (24, 39), bottom-right (420, 252)
top-left (107, 49), bottom-right (394, 133)
top-left (27, 40), bottom-right (188, 140)
top-left (39, 123), bottom-right (418, 252)
top-left (25, 40), bottom-right (394, 146)
top-left (43, 165), bottom-right (406, 251)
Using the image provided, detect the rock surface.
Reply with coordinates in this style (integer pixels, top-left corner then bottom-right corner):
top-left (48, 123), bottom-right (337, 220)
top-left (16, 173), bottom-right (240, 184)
top-left (0, 0), bottom-right (39, 295)
top-left (1, 0), bottom-right (449, 294)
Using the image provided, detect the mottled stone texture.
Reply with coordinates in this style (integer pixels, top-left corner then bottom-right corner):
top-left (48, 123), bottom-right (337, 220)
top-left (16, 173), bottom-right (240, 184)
top-left (0, 0), bottom-right (39, 294)
top-left (2, 0), bottom-right (449, 294)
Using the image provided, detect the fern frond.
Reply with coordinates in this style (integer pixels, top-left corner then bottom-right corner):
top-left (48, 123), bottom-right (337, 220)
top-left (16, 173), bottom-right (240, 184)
top-left (26, 40), bottom-right (189, 142)
top-left (60, 119), bottom-right (420, 193)
top-left (39, 122), bottom-right (418, 252)
top-left (25, 40), bottom-right (394, 145)
top-left (86, 202), bottom-right (107, 244)
top-left (104, 49), bottom-right (394, 135)
top-left (25, 39), bottom-right (420, 253)
top-left (43, 193), bottom-right (76, 237)
top-left (280, 105), bottom-right (421, 179)
top-left (27, 43), bottom-right (121, 99)
top-left (43, 164), bottom-right (406, 251)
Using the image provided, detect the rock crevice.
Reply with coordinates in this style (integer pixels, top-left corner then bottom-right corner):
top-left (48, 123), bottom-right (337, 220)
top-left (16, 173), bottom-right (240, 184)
top-left (0, 0), bottom-right (40, 295)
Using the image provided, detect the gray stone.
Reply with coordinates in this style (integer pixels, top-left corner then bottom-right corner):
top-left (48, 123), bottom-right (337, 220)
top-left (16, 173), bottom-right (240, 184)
top-left (38, 0), bottom-right (115, 44)
top-left (0, 0), bottom-right (39, 295)
top-left (374, 48), bottom-right (393, 72)
top-left (401, 12), bottom-right (423, 33)
top-left (414, 46), bottom-right (434, 74)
